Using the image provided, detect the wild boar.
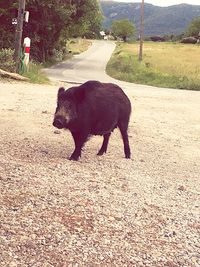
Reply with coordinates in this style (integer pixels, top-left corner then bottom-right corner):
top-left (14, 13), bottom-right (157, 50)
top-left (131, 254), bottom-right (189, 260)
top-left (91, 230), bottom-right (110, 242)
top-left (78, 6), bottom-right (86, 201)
top-left (53, 80), bottom-right (131, 161)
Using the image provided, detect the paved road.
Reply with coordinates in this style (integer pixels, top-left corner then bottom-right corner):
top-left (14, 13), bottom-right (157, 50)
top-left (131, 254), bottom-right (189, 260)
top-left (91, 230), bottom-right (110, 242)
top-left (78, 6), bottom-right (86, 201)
top-left (44, 40), bottom-right (156, 94)
top-left (44, 40), bottom-right (117, 84)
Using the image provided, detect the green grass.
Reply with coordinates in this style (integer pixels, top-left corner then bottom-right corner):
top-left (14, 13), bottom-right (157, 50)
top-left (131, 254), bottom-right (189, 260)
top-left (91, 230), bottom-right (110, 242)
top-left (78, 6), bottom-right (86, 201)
top-left (23, 63), bottom-right (50, 84)
top-left (106, 42), bottom-right (200, 91)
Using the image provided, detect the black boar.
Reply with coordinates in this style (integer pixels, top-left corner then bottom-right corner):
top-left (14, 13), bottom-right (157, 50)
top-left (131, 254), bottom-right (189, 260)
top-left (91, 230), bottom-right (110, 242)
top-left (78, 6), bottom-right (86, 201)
top-left (53, 80), bottom-right (131, 161)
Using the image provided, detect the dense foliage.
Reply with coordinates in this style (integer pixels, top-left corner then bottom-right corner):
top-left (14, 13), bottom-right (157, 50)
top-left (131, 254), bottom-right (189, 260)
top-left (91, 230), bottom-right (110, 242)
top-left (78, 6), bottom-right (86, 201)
top-left (0, 0), bottom-right (102, 62)
top-left (0, 1), bottom-right (17, 48)
top-left (0, 48), bottom-right (15, 72)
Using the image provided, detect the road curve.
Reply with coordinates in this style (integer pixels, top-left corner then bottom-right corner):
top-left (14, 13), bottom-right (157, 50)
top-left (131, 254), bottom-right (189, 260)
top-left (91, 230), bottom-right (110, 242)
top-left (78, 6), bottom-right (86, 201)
top-left (44, 40), bottom-right (158, 94)
top-left (44, 40), bottom-right (117, 84)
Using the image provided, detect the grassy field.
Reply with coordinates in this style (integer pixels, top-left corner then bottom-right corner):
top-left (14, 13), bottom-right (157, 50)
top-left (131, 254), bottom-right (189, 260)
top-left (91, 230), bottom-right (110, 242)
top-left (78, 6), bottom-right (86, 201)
top-left (106, 42), bottom-right (200, 91)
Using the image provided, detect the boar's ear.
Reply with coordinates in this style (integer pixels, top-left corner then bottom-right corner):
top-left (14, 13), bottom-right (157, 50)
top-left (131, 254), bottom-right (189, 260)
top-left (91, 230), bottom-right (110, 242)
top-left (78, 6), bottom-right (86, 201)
top-left (57, 87), bottom-right (65, 99)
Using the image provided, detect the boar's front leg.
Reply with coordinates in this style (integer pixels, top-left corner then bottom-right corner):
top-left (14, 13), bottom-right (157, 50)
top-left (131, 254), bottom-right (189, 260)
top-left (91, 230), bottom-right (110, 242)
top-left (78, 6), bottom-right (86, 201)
top-left (70, 131), bottom-right (88, 161)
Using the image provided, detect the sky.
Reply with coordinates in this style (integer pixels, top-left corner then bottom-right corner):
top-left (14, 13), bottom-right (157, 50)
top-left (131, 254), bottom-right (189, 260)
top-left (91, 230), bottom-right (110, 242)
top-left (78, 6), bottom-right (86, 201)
top-left (114, 0), bottom-right (200, 6)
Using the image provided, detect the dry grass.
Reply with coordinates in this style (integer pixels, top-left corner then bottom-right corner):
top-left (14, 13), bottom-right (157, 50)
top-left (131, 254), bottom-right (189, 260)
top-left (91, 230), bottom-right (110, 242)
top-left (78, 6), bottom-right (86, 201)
top-left (125, 42), bottom-right (200, 81)
top-left (107, 41), bottom-right (200, 90)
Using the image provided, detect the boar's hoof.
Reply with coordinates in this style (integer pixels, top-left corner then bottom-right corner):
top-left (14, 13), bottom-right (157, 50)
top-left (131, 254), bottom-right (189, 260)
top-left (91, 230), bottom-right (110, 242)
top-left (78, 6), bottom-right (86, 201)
top-left (69, 152), bottom-right (80, 161)
top-left (97, 150), bottom-right (105, 156)
top-left (69, 156), bottom-right (78, 161)
top-left (69, 155), bottom-right (79, 161)
top-left (125, 153), bottom-right (131, 159)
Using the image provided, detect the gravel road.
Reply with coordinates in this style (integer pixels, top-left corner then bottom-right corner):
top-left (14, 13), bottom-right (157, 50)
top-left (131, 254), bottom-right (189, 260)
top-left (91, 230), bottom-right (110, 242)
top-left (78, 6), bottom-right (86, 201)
top-left (0, 78), bottom-right (199, 266)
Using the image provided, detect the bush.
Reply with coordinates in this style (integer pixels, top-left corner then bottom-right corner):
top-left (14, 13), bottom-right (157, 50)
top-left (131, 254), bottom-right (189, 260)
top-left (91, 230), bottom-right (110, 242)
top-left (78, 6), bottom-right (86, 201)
top-left (0, 49), bottom-right (15, 72)
top-left (51, 49), bottom-right (65, 62)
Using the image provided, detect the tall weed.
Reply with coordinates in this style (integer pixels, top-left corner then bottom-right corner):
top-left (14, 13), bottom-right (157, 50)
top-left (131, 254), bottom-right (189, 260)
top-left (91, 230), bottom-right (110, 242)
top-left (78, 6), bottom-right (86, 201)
top-left (23, 62), bottom-right (49, 84)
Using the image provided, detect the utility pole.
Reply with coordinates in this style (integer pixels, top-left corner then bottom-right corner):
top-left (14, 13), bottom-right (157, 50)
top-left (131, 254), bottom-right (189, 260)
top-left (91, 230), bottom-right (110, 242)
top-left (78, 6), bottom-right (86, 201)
top-left (14, 0), bottom-right (26, 73)
top-left (138, 0), bottom-right (144, 62)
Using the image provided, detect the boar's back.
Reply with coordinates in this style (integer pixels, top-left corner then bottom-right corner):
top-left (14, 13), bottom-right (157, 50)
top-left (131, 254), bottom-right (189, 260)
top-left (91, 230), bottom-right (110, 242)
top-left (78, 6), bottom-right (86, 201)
top-left (66, 80), bottom-right (131, 135)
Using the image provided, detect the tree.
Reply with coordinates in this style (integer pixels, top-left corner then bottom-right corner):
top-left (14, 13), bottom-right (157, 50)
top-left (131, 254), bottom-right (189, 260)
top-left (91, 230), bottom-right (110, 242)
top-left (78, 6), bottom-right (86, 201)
top-left (0, 1), bottom-right (17, 48)
top-left (111, 20), bottom-right (135, 42)
top-left (0, 0), bottom-right (103, 62)
top-left (23, 0), bottom-right (103, 61)
top-left (68, 0), bottom-right (103, 39)
top-left (23, 0), bottom-right (74, 61)
top-left (185, 16), bottom-right (200, 37)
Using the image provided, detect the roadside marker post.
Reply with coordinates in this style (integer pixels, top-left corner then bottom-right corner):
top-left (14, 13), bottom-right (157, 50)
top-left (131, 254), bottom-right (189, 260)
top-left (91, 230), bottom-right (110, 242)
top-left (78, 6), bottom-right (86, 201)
top-left (23, 37), bottom-right (31, 69)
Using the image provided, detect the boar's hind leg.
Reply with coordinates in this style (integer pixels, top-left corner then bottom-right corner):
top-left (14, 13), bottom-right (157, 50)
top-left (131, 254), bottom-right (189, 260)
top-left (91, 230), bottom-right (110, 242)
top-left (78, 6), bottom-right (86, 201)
top-left (118, 122), bottom-right (131, 159)
top-left (97, 133), bottom-right (111, 156)
top-left (70, 132), bottom-right (88, 161)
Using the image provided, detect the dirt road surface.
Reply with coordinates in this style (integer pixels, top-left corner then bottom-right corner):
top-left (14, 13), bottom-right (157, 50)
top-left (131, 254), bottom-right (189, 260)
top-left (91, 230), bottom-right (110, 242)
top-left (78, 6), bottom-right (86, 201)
top-left (0, 78), bottom-right (199, 266)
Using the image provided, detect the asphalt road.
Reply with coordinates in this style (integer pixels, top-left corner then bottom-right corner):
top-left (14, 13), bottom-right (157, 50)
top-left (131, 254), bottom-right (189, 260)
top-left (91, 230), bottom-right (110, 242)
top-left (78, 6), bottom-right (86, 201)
top-left (44, 40), bottom-right (159, 94)
top-left (44, 40), bottom-right (117, 84)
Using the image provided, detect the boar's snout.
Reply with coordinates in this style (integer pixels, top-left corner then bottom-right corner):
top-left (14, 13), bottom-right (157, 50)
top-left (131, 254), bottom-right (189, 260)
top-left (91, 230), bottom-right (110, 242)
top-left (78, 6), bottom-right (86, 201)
top-left (53, 116), bottom-right (65, 129)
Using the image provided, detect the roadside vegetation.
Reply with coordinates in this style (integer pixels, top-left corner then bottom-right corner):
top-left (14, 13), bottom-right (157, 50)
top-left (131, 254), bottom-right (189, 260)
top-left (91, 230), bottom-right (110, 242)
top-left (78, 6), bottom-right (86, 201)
top-left (106, 42), bottom-right (200, 91)
top-left (0, 48), bottom-right (49, 83)
top-left (0, 48), bottom-right (15, 73)
top-left (22, 63), bottom-right (50, 84)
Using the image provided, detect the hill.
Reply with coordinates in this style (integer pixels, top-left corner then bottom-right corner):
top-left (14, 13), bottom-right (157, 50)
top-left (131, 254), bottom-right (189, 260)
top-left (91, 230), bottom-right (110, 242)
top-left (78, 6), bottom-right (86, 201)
top-left (100, 1), bottom-right (200, 36)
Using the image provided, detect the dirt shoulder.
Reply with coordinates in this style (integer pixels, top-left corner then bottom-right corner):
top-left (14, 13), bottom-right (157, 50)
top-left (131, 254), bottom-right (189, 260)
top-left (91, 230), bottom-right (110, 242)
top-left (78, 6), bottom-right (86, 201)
top-left (0, 81), bottom-right (199, 266)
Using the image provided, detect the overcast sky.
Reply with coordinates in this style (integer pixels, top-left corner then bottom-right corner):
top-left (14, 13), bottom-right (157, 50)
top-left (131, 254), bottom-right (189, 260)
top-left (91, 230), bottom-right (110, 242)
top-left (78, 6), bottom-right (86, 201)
top-left (114, 0), bottom-right (200, 6)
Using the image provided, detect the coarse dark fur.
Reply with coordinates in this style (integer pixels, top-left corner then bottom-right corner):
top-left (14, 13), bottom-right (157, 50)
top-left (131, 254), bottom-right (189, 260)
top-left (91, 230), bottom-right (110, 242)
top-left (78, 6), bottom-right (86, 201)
top-left (53, 80), bottom-right (131, 161)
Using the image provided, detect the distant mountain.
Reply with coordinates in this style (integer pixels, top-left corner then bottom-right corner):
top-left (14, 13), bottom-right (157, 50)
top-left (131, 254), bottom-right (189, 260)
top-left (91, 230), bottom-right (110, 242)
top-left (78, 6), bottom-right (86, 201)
top-left (100, 1), bottom-right (200, 36)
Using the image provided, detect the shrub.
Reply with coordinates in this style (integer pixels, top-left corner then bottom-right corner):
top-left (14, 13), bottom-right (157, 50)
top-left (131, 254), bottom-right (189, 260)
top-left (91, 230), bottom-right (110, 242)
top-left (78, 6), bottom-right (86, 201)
top-left (0, 48), bottom-right (15, 72)
top-left (52, 49), bottom-right (65, 62)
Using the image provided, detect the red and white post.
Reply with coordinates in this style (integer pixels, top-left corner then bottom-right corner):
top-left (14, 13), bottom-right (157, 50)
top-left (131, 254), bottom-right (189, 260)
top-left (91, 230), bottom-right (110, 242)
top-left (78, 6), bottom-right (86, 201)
top-left (23, 37), bottom-right (31, 68)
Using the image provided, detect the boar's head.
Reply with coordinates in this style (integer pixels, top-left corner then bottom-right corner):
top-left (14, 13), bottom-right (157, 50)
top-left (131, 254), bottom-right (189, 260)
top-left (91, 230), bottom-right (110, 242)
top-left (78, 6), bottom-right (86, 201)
top-left (53, 87), bottom-right (77, 129)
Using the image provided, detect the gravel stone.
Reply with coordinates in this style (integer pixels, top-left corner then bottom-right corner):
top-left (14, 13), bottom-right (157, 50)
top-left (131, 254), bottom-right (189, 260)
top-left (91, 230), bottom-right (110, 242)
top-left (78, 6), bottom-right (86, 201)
top-left (0, 81), bottom-right (199, 266)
